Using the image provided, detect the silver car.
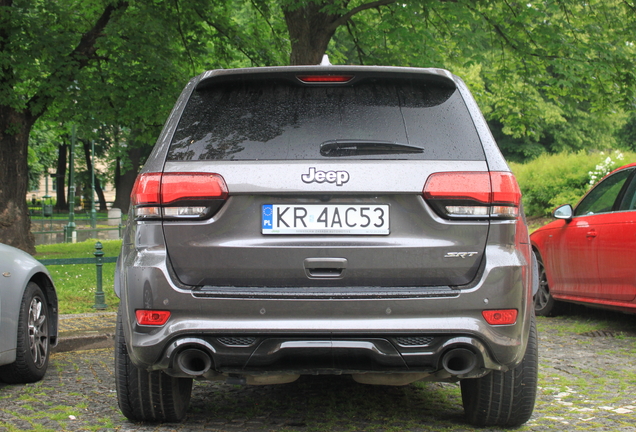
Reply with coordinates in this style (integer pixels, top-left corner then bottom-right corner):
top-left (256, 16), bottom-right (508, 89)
top-left (0, 243), bottom-right (58, 383)
top-left (115, 63), bottom-right (537, 427)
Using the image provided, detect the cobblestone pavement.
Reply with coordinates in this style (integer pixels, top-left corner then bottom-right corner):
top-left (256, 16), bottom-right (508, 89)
top-left (1, 310), bottom-right (635, 431)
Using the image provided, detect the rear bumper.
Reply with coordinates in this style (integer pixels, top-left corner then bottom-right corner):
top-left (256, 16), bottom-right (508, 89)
top-left (150, 333), bottom-right (497, 382)
top-left (117, 240), bottom-right (533, 380)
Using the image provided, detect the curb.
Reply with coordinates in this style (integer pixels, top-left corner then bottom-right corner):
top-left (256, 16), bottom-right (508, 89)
top-left (53, 312), bottom-right (117, 353)
top-left (53, 332), bottom-right (115, 353)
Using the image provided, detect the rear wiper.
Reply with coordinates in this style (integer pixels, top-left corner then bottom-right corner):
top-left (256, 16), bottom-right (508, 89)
top-left (320, 140), bottom-right (424, 157)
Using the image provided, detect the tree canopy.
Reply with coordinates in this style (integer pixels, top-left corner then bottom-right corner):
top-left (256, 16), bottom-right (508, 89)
top-left (1, 0), bottom-right (635, 252)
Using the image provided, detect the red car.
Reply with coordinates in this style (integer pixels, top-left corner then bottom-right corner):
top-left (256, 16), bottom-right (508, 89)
top-left (531, 162), bottom-right (636, 316)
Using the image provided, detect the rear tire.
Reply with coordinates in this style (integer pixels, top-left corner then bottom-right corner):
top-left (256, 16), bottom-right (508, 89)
top-left (114, 307), bottom-right (192, 422)
top-left (534, 252), bottom-right (562, 316)
top-left (0, 282), bottom-right (50, 384)
top-left (461, 315), bottom-right (538, 427)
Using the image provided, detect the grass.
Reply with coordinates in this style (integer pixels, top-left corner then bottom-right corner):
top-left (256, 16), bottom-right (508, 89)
top-left (35, 240), bottom-right (122, 314)
top-left (538, 303), bottom-right (636, 336)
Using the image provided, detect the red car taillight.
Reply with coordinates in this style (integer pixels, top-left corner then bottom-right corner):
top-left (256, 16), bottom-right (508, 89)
top-left (423, 171), bottom-right (521, 219)
top-left (131, 172), bottom-right (229, 220)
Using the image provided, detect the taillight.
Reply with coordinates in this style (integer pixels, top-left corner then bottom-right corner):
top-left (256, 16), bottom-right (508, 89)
top-left (423, 171), bottom-right (521, 219)
top-left (131, 172), bottom-right (228, 220)
top-left (130, 173), bottom-right (161, 206)
top-left (297, 75), bottom-right (354, 83)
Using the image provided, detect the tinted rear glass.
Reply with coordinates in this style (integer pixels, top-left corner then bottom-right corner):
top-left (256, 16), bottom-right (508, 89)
top-left (167, 79), bottom-right (485, 161)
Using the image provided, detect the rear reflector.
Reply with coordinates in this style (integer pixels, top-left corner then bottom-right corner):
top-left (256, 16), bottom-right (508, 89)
top-left (131, 172), bottom-right (228, 220)
top-left (297, 75), bottom-right (354, 83)
top-left (136, 310), bottom-right (171, 326)
top-left (482, 309), bottom-right (518, 325)
top-left (423, 171), bottom-right (521, 219)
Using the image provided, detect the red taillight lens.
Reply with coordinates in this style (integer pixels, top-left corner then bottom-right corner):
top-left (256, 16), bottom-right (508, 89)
top-left (297, 75), bottom-right (354, 83)
top-left (490, 172), bottom-right (521, 207)
top-left (161, 173), bottom-right (228, 204)
top-left (131, 172), bottom-right (228, 220)
top-left (482, 309), bottom-right (518, 325)
top-left (424, 172), bottom-right (492, 203)
top-left (131, 173), bottom-right (162, 207)
top-left (136, 310), bottom-right (171, 326)
top-left (423, 171), bottom-right (521, 219)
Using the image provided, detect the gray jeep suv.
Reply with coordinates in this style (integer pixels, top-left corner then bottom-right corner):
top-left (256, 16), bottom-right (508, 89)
top-left (115, 62), bottom-right (537, 427)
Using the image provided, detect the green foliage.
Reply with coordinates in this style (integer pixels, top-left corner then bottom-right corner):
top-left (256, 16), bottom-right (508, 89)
top-left (326, 0), bottom-right (635, 162)
top-left (464, 0), bottom-right (634, 161)
top-left (27, 120), bottom-right (68, 190)
top-left (18, 0), bottom-right (636, 172)
top-left (511, 151), bottom-right (636, 217)
top-left (0, 0), bottom-right (128, 111)
top-left (617, 112), bottom-right (636, 151)
top-left (28, 0), bottom-right (292, 188)
top-left (6, 0), bottom-right (636, 252)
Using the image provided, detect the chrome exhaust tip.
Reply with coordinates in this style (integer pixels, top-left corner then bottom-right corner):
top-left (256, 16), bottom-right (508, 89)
top-left (175, 348), bottom-right (213, 376)
top-left (441, 348), bottom-right (478, 376)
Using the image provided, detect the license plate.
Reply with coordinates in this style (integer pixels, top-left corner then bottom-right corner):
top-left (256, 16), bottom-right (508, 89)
top-left (262, 204), bottom-right (389, 235)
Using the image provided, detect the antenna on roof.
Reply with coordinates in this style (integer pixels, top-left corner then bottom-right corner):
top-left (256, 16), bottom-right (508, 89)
top-left (320, 55), bottom-right (332, 66)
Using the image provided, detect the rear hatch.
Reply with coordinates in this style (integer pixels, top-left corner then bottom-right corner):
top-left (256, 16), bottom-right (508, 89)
top-left (150, 69), bottom-right (495, 288)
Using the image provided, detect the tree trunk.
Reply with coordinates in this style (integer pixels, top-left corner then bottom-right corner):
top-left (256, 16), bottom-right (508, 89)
top-left (284, 2), bottom-right (340, 65)
top-left (96, 180), bottom-right (107, 211)
top-left (283, 0), bottom-right (396, 65)
top-left (81, 139), bottom-right (107, 211)
top-left (55, 143), bottom-right (68, 211)
top-left (112, 146), bottom-right (144, 214)
top-left (0, 106), bottom-right (37, 254)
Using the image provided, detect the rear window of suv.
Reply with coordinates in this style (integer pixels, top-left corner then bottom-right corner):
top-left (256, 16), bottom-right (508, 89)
top-left (167, 78), bottom-right (485, 161)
